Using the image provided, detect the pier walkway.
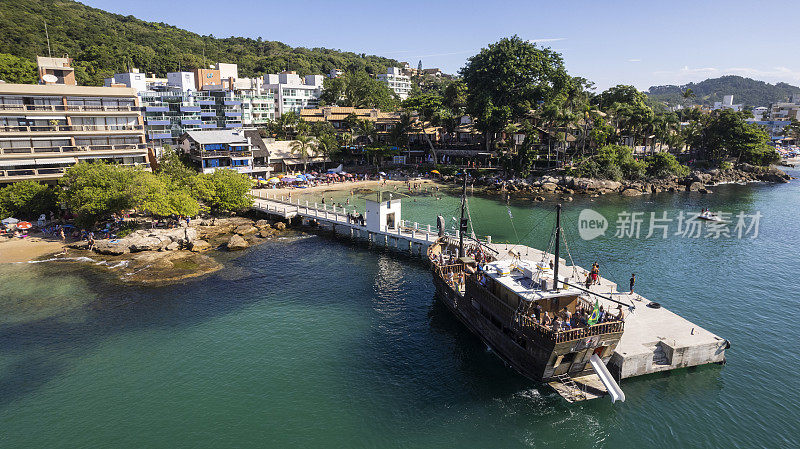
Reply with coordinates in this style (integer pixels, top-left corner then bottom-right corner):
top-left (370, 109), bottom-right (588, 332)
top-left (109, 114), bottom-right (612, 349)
top-left (251, 190), bottom-right (472, 255)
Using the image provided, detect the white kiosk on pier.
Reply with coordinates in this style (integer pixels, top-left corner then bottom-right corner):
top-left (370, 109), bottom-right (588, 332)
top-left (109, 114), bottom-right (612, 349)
top-left (362, 191), bottom-right (407, 233)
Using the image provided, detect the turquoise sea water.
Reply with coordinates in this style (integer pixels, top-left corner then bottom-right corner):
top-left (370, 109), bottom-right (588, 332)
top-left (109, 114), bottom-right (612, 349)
top-left (1, 171), bottom-right (799, 448)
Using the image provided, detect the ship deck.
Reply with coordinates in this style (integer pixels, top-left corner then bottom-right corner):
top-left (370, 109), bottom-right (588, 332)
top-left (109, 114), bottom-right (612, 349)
top-left (488, 243), bottom-right (727, 380)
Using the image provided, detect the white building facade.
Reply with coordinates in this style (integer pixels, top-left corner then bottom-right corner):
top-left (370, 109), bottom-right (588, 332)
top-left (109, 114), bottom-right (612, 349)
top-left (263, 72), bottom-right (324, 117)
top-left (376, 67), bottom-right (412, 100)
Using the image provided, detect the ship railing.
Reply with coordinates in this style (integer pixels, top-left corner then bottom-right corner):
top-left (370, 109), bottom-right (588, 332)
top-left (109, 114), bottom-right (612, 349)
top-left (466, 277), bottom-right (624, 345)
top-left (554, 321), bottom-right (624, 343)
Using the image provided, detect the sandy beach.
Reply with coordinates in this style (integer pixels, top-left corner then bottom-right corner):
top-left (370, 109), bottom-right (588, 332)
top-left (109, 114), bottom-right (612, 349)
top-left (254, 179), bottom-right (444, 197)
top-left (0, 236), bottom-right (66, 263)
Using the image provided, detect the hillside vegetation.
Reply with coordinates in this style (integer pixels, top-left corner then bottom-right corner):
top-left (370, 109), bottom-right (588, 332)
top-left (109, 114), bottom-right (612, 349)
top-left (0, 0), bottom-right (400, 85)
top-left (647, 75), bottom-right (800, 108)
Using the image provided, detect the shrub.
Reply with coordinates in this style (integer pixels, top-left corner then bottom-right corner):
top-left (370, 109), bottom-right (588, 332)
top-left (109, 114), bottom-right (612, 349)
top-left (645, 152), bottom-right (690, 178)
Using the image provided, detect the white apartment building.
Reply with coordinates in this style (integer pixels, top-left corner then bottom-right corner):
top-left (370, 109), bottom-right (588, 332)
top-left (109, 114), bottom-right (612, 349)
top-left (263, 72), bottom-right (324, 117)
top-left (712, 94), bottom-right (743, 112)
top-left (376, 67), bottom-right (412, 100)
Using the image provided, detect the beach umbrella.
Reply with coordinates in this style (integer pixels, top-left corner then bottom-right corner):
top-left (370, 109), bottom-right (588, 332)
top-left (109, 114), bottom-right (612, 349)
top-left (296, 174), bottom-right (307, 181)
top-left (305, 174), bottom-right (316, 179)
top-left (268, 177), bottom-right (280, 183)
top-left (2, 217), bottom-right (19, 225)
top-left (15, 222), bottom-right (32, 230)
top-left (430, 170), bottom-right (440, 175)
top-left (344, 173), bottom-right (353, 177)
top-left (379, 171), bottom-right (387, 176)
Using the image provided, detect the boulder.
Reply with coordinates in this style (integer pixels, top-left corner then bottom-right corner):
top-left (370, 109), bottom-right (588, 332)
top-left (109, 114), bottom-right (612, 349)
top-left (274, 222), bottom-right (287, 231)
top-left (533, 196), bottom-right (546, 202)
top-left (698, 188), bottom-right (712, 194)
top-left (93, 240), bottom-right (129, 255)
top-left (234, 225), bottom-right (258, 236)
top-left (255, 219), bottom-right (271, 228)
top-left (128, 236), bottom-right (164, 252)
top-left (165, 241), bottom-right (180, 251)
top-left (541, 182), bottom-right (558, 192)
top-left (258, 229), bottom-right (274, 238)
top-left (687, 182), bottom-right (703, 192)
top-left (226, 234), bottom-right (249, 251)
top-left (189, 239), bottom-right (211, 252)
top-left (620, 188), bottom-right (644, 197)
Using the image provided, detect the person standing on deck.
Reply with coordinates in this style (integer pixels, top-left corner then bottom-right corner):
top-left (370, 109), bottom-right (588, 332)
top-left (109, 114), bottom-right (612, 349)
top-left (629, 273), bottom-right (636, 294)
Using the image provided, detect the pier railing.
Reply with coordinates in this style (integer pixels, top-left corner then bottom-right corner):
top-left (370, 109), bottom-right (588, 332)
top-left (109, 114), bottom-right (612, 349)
top-left (251, 190), bottom-right (464, 244)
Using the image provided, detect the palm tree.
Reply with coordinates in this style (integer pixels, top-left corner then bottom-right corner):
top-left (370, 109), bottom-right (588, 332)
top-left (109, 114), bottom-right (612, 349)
top-left (389, 112), bottom-right (414, 149)
top-left (290, 134), bottom-right (317, 173)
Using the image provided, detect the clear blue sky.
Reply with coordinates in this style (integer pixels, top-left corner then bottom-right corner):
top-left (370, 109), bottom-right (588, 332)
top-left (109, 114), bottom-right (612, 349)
top-left (83, 0), bottom-right (800, 92)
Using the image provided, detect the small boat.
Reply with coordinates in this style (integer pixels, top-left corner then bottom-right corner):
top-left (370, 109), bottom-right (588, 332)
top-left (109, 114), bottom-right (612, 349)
top-left (698, 211), bottom-right (722, 222)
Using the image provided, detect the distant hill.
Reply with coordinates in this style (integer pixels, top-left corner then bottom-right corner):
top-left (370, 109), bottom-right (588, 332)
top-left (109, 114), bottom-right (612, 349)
top-left (0, 0), bottom-right (400, 86)
top-left (646, 75), bottom-right (800, 108)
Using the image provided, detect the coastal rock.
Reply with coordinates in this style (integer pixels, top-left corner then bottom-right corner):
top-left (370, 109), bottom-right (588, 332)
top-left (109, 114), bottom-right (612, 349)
top-left (189, 239), bottom-right (211, 252)
top-left (234, 225), bottom-right (258, 236)
top-left (255, 219), bottom-right (271, 228)
top-left (699, 188), bottom-right (712, 194)
top-left (274, 222), bottom-right (287, 231)
top-left (572, 178), bottom-right (622, 192)
top-left (533, 196), bottom-right (546, 202)
top-left (258, 229), bottom-right (274, 238)
top-left (226, 234), bottom-right (249, 251)
top-left (128, 236), bottom-right (164, 252)
top-left (93, 240), bottom-right (129, 255)
top-left (165, 241), bottom-right (180, 251)
top-left (687, 182), bottom-right (703, 192)
top-left (621, 188), bottom-right (644, 197)
top-left (541, 182), bottom-right (558, 192)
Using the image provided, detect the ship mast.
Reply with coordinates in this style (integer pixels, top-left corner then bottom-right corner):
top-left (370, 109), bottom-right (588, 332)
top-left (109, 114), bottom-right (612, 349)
top-left (458, 171), bottom-right (468, 258)
top-left (553, 204), bottom-right (561, 290)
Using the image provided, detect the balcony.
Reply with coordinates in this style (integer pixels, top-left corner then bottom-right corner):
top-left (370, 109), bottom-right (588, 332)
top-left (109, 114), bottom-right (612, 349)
top-left (0, 104), bottom-right (140, 113)
top-left (225, 123), bottom-right (242, 128)
top-left (197, 100), bottom-right (216, 106)
top-left (147, 119), bottom-right (171, 125)
top-left (145, 106), bottom-right (169, 112)
top-left (0, 124), bottom-right (144, 134)
top-left (180, 106), bottom-right (201, 112)
top-left (0, 143), bottom-right (149, 156)
top-left (148, 132), bottom-right (173, 140)
top-left (200, 111), bottom-right (216, 117)
top-left (200, 123), bottom-right (218, 129)
top-left (181, 119), bottom-right (202, 125)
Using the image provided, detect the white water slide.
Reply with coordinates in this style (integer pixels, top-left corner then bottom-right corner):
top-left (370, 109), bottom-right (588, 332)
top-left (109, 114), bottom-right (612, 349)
top-left (589, 354), bottom-right (626, 403)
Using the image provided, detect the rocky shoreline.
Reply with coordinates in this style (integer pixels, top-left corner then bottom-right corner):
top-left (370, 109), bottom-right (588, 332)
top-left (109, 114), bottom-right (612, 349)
top-left (470, 163), bottom-right (791, 199)
top-left (62, 215), bottom-right (289, 284)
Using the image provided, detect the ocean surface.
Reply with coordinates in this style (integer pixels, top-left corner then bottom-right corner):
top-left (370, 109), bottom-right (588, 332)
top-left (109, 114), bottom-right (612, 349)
top-left (1, 170), bottom-right (799, 448)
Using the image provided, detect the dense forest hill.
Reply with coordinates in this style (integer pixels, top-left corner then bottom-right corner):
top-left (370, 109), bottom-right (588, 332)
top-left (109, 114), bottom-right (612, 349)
top-left (0, 0), bottom-right (400, 86)
top-left (647, 75), bottom-right (800, 108)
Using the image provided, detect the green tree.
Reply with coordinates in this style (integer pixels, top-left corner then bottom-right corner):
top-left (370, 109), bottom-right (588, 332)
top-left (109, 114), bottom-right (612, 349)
top-left (289, 134), bottom-right (317, 173)
top-left (156, 146), bottom-right (197, 188)
top-left (0, 180), bottom-right (57, 219)
top-left (320, 71), bottom-right (398, 109)
top-left (192, 169), bottom-right (252, 213)
top-left (689, 109), bottom-right (777, 165)
top-left (645, 152), bottom-right (689, 178)
top-left (388, 112), bottom-right (413, 149)
top-left (0, 53), bottom-right (37, 84)
top-left (59, 162), bottom-right (143, 227)
top-left (461, 36), bottom-right (570, 151)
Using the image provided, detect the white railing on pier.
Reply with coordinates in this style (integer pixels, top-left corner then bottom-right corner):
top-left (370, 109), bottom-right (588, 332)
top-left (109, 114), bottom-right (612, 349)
top-left (249, 190), bottom-right (476, 245)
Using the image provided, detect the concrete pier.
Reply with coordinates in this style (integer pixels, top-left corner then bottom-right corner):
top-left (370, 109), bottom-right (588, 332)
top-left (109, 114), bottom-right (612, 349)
top-left (252, 194), bottom-right (727, 381)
